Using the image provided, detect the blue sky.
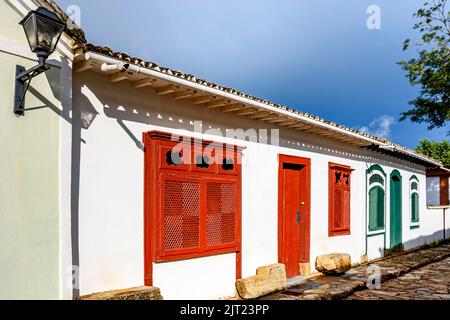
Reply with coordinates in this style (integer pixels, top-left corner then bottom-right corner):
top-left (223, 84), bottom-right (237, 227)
top-left (56, 0), bottom-right (448, 148)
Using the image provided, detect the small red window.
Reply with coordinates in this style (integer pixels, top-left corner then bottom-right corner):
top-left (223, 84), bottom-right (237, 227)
top-left (328, 163), bottom-right (352, 236)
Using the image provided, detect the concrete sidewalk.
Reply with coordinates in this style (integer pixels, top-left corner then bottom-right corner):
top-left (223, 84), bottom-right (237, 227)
top-left (259, 241), bottom-right (450, 300)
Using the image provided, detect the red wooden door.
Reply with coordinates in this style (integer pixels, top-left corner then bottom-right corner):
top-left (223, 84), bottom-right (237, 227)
top-left (278, 155), bottom-right (311, 278)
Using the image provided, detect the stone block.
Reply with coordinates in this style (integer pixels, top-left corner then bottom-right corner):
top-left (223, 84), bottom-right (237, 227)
top-left (316, 253), bottom-right (351, 275)
top-left (299, 262), bottom-right (311, 276)
top-left (236, 263), bottom-right (288, 299)
top-left (79, 286), bottom-right (161, 300)
top-left (360, 255), bottom-right (368, 264)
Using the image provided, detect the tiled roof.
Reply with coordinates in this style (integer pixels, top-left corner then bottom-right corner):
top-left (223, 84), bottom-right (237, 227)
top-left (44, 0), bottom-right (441, 167)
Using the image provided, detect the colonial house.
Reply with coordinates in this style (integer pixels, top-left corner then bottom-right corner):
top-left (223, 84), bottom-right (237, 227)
top-left (1, 0), bottom-right (449, 300)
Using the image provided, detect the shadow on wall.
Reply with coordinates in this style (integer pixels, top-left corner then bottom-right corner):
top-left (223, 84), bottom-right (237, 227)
top-left (75, 70), bottom-right (393, 169)
top-left (376, 227), bottom-right (450, 258)
top-left (405, 225), bottom-right (450, 250)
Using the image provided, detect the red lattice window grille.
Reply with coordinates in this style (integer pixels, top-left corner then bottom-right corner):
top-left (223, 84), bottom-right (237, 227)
top-left (328, 163), bottom-right (353, 236)
top-left (206, 182), bottom-right (237, 247)
top-left (163, 179), bottom-right (201, 252)
top-left (144, 131), bottom-right (242, 270)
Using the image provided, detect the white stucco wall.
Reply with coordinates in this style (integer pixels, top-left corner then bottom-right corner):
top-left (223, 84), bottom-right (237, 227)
top-left (72, 70), bottom-right (447, 300)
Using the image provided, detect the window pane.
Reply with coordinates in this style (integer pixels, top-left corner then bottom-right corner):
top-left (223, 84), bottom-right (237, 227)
top-left (426, 177), bottom-right (440, 206)
top-left (377, 188), bottom-right (385, 228)
top-left (334, 188), bottom-right (343, 229)
top-left (412, 193), bottom-right (419, 222)
top-left (369, 187), bottom-right (384, 230)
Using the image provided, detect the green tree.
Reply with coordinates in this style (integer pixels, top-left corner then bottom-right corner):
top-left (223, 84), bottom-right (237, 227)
top-left (398, 0), bottom-right (450, 133)
top-left (416, 139), bottom-right (450, 165)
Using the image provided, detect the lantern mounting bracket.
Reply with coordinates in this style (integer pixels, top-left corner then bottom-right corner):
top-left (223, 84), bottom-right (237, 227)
top-left (14, 58), bottom-right (51, 116)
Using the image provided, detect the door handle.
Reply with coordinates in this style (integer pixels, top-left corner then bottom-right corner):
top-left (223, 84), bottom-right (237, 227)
top-left (296, 209), bottom-right (301, 224)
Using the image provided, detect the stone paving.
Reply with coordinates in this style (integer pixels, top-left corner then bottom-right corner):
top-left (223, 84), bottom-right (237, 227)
top-left (259, 242), bottom-right (450, 300)
top-left (346, 257), bottom-right (450, 300)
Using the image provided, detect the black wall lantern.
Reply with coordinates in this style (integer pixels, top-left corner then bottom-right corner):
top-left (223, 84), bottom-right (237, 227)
top-left (14, 7), bottom-right (65, 116)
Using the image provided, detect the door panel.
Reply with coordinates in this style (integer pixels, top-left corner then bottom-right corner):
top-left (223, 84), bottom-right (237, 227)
top-left (390, 174), bottom-right (402, 250)
top-left (278, 155), bottom-right (311, 279)
top-left (282, 165), bottom-right (300, 277)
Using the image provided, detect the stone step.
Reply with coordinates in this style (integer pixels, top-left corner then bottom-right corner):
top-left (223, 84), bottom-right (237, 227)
top-left (235, 263), bottom-right (288, 299)
top-left (79, 286), bottom-right (161, 300)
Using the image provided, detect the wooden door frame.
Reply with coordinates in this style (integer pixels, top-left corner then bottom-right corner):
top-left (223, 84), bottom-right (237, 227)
top-left (278, 154), bottom-right (311, 269)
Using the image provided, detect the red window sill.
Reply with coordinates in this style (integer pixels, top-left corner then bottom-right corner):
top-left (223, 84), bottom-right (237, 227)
top-left (329, 230), bottom-right (351, 237)
top-left (155, 245), bottom-right (240, 263)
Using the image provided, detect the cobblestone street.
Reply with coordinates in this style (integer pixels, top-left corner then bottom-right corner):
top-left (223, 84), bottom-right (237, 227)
top-left (346, 257), bottom-right (450, 300)
top-left (258, 242), bottom-right (450, 300)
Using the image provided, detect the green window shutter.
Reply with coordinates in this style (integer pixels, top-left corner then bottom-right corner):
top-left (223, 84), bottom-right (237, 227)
top-left (377, 188), bottom-right (385, 228)
top-left (369, 188), bottom-right (377, 230)
top-left (411, 193), bottom-right (419, 222)
top-left (369, 187), bottom-right (385, 230)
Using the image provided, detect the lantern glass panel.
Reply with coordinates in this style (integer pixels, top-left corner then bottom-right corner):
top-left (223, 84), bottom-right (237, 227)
top-left (22, 14), bottom-right (38, 51)
top-left (35, 14), bottom-right (64, 53)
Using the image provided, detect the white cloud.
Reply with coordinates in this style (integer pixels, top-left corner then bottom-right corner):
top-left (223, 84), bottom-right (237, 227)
top-left (359, 115), bottom-right (395, 138)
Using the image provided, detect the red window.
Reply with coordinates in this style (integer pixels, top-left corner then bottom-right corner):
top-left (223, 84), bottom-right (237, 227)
top-left (328, 163), bottom-right (353, 236)
top-left (143, 131), bottom-right (243, 284)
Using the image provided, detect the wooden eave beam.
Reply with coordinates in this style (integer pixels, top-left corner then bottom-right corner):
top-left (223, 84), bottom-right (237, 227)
top-left (278, 120), bottom-right (298, 126)
top-left (156, 84), bottom-right (179, 95)
top-left (266, 117), bottom-right (288, 124)
top-left (132, 78), bottom-right (157, 88)
top-left (74, 60), bottom-right (96, 73)
top-left (192, 95), bottom-right (216, 105)
top-left (234, 107), bottom-right (258, 116)
top-left (173, 89), bottom-right (197, 100)
top-left (259, 115), bottom-right (279, 121)
top-left (247, 111), bottom-right (272, 119)
top-left (205, 99), bottom-right (231, 109)
top-left (222, 104), bottom-right (244, 113)
top-left (109, 71), bottom-right (134, 83)
top-left (288, 123), bottom-right (310, 129)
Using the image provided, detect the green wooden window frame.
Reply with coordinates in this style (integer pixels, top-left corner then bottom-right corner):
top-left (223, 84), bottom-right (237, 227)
top-left (369, 186), bottom-right (385, 231)
top-left (411, 193), bottom-right (419, 223)
top-left (410, 176), bottom-right (419, 225)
